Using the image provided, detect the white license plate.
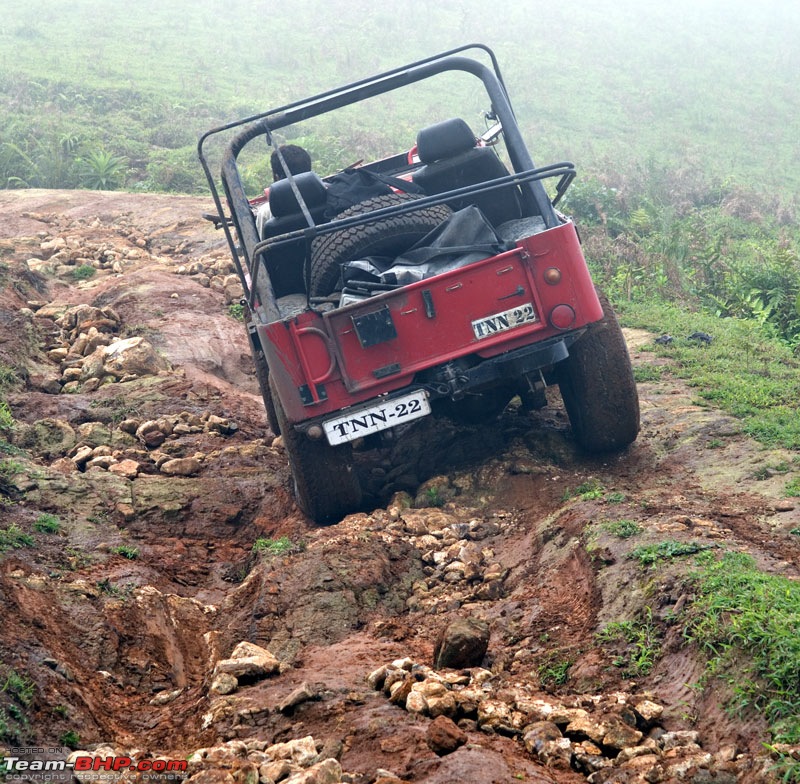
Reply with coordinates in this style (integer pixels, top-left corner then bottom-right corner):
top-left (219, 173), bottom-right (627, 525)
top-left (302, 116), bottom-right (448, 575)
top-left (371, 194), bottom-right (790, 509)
top-left (472, 302), bottom-right (537, 340)
top-left (323, 390), bottom-right (431, 445)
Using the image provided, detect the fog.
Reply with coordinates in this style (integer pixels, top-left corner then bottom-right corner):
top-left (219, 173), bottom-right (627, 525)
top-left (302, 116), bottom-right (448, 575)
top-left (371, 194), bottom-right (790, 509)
top-left (2, 0), bottom-right (799, 190)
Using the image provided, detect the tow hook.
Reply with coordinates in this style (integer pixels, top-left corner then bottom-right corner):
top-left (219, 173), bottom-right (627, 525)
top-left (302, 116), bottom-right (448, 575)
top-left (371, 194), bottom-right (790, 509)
top-left (427, 362), bottom-right (471, 400)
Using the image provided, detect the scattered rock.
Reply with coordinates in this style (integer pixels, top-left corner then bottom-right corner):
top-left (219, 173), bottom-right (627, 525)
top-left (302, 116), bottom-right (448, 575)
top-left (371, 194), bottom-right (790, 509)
top-left (159, 457), bottom-right (202, 476)
top-left (278, 681), bottom-right (318, 714)
top-left (426, 715), bottom-right (467, 756)
top-left (283, 758), bottom-right (342, 784)
top-left (209, 672), bottom-right (239, 695)
top-left (522, 720), bottom-right (563, 756)
top-left (214, 641), bottom-right (280, 683)
top-left (108, 459), bottom-right (140, 478)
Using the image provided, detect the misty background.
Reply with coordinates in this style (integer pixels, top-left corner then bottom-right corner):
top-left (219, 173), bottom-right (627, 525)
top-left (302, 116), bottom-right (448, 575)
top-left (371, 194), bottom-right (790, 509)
top-left (1, 0), bottom-right (799, 193)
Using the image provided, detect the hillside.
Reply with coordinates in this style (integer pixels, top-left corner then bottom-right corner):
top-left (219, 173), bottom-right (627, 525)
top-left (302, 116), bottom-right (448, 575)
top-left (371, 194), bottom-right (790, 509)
top-left (1, 190), bottom-right (799, 782)
top-left (3, 1), bottom-right (800, 193)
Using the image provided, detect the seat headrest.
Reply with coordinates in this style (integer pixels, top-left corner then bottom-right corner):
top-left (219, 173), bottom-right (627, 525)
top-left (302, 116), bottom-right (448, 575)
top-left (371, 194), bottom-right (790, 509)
top-left (268, 172), bottom-right (327, 217)
top-left (416, 118), bottom-right (477, 164)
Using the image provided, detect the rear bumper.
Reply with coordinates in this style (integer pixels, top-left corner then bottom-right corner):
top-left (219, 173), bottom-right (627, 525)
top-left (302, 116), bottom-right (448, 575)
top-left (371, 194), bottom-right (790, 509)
top-left (419, 333), bottom-right (576, 398)
top-left (293, 332), bottom-right (578, 438)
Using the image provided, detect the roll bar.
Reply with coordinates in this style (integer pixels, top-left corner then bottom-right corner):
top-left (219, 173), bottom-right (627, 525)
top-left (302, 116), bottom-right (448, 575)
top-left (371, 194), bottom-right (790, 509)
top-left (198, 45), bottom-right (564, 321)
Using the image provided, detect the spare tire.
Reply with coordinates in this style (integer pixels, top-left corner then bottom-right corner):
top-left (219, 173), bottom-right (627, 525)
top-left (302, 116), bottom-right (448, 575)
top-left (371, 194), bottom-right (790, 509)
top-left (309, 192), bottom-right (451, 297)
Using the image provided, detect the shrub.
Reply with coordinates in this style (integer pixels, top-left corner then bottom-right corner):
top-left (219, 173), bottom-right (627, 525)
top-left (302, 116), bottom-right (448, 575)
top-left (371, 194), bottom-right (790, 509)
top-left (69, 264), bottom-right (96, 281)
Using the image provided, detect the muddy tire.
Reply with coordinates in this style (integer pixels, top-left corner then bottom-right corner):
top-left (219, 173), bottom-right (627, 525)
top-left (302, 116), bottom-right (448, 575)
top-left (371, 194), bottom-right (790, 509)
top-left (249, 327), bottom-right (281, 436)
top-left (555, 291), bottom-right (640, 452)
top-left (261, 373), bottom-right (281, 437)
top-left (270, 379), bottom-right (362, 524)
top-left (309, 193), bottom-right (451, 297)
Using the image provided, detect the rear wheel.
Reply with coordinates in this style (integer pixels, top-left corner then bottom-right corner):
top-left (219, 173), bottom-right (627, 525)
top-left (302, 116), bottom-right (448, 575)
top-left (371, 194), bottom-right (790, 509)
top-left (270, 379), bottom-right (362, 524)
top-left (310, 193), bottom-right (451, 297)
top-left (555, 291), bottom-right (640, 452)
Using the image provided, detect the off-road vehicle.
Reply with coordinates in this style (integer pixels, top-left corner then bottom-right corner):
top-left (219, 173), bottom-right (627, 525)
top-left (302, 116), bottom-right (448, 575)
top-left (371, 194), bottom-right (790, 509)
top-left (198, 44), bottom-right (639, 523)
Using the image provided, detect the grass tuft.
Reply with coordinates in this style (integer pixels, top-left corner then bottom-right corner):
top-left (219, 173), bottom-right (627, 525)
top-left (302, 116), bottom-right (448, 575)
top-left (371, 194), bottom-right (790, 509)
top-left (596, 607), bottom-right (661, 677)
top-left (602, 519), bottom-right (643, 539)
top-left (252, 535), bottom-right (296, 556)
top-left (112, 544), bottom-right (139, 560)
top-left (34, 513), bottom-right (61, 533)
top-left (0, 524), bottom-right (34, 553)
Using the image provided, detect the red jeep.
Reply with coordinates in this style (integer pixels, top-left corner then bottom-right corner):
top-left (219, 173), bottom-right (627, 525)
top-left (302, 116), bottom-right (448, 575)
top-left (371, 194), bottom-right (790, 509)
top-left (199, 45), bottom-right (639, 523)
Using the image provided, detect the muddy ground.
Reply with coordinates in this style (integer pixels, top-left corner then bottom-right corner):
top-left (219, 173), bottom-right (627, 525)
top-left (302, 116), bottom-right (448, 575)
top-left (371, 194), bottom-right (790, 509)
top-left (0, 190), bottom-right (798, 783)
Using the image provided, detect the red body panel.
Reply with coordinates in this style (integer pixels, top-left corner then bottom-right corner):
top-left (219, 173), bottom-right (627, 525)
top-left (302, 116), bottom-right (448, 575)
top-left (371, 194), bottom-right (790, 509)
top-left (261, 220), bottom-right (601, 424)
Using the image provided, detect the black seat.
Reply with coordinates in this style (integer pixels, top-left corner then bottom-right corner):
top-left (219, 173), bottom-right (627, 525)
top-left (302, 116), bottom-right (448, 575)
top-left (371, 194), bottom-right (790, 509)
top-left (260, 172), bottom-right (327, 296)
top-left (412, 118), bottom-right (522, 227)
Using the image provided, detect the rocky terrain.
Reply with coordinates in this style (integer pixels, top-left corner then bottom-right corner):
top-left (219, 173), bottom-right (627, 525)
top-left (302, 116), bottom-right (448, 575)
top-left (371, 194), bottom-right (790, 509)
top-left (0, 189), bottom-right (798, 784)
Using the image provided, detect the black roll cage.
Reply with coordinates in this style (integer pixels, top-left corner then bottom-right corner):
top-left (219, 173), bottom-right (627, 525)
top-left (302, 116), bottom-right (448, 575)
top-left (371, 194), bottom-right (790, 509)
top-left (198, 44), bottom-right (575, 325)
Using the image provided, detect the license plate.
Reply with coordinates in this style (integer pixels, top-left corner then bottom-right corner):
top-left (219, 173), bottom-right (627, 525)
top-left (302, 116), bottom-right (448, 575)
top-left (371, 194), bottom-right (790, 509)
top-left (472, 302), bottom-right (537, 340)
top-left (323, 390), bottom-right (431, 445)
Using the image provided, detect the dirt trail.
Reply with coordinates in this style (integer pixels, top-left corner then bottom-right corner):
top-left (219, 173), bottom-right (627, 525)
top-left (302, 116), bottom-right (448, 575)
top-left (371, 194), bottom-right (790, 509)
top-left (0, 190), bottom-right (798, 784)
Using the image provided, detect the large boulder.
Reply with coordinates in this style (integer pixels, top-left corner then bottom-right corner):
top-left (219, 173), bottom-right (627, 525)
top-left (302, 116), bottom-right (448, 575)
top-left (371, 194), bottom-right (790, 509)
top-left (12, 418), bottom-right (77, 459)
top-left (433, 617), bottom-right (490, 669)
top-left (101, 337), bottom-right (171, 378)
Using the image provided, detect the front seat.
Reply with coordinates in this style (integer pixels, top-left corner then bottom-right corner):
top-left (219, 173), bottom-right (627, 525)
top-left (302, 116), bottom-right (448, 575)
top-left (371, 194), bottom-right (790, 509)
top-left (412, 118), bottom-right (522, 227)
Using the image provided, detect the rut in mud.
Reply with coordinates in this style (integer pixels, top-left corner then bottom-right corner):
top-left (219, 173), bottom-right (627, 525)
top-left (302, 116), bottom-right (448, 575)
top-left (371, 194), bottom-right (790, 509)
top-left (0, 190), bottom-right (798, 784)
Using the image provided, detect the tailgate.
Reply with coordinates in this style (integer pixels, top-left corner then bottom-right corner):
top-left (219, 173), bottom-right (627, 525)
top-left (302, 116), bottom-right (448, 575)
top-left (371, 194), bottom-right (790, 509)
top-left (324, 246), bottom-right (545, 393)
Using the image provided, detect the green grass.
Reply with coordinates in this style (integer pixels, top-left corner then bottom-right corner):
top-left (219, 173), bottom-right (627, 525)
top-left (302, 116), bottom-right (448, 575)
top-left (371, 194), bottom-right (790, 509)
top-left (112, 544), bottom-right (139, 560)
top-left (0, 666), bottom-right (35, 743)
top-left (602, 519), bottom-right (643, 539)
top-left (68, 264), bottom-right (96, 281)
top-left (628, 539), bottom-right (714, 567)
top-left (59, 729), bottom-right (80, 749)
top-left (537, 652), bottom-right (574, 687)
top-left (423, 486), bottom-right (446, 508)
top-left (0, 365), bottom-right (17, 393)
top-left (3, 1), bottom-right (800, 195)
top-left (596, 607), bottom-right (660, 678)
top-left (228, 302), bottom-right (245, 322)
top-left (620, 301), bottom-right (800, 450)
top-left (252, 535), bottom-right (296, 556)
top-left (97, 578), bottom-right (133, 599)
top-left (0, 458), bottom-right (24, 479)
top-left (62, 546), bottom-right (94, 571)
top-left (767, 748), bottom-right (800, 784)
top-left (633, 364), bottom-right (665, 383)
top-left (564, 479), bottom-right (605, 501)
top-left (2, 671), bottom-right (34, 708)
top-left (683, 552), bottom-right (800, 745)
top-left (0, 524), bottom-right (34, 553)
top-left (0, 401), bottom-right (13, 433)
top-left (33, 512), bottom-right (60, 533)
top-left (785, 477), bottom-right (800, 498)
